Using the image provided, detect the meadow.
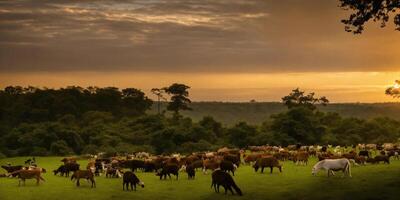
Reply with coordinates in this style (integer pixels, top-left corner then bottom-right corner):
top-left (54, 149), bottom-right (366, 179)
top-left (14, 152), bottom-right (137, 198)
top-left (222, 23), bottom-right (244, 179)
top-left (1, 157), bottom-right (400, 200)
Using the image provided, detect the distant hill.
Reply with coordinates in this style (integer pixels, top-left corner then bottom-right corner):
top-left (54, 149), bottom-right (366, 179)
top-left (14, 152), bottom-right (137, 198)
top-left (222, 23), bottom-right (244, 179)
top-left (150, 102), bottom-right (400, 125)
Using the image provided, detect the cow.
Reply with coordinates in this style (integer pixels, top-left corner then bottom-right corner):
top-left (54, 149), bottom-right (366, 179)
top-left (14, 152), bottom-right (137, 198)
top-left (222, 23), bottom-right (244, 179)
top-left (223, 154), bottom-right (240, 167)
top-left (373, 155), bottom-right (390, 164)
top-left (185, 164), bottom-right (195, 179)
top-left (120, 159), bottom-right (146, 172)
top-left (243, 153), bottom-right (263, 164)
top-left (156, 164), bottom-right (179, 180)
top-left (105, 167), bottom-right (123, 178)
top-left (219, 160), bottom-right (237, 176)
top-left (1, 165), bottom-right (23, 177)
top-left (203, 159), bottom-right (220, 174)
top-left (71, 170), bottom-right (96, 188)
top-left (123, 171), bottom-right (144, 191)
top-left (53, 165), bottom-right (67, 176)
top-left (358, 150), bottom-right (370, 158)
top-left (293, 151), bottom-right (309, 165)
top-left (211, 170), bottom-right (242, 196)
top-left (11, 169), bottom-right (45, 186)
top-left (253, 156), bottom-right (282, 173)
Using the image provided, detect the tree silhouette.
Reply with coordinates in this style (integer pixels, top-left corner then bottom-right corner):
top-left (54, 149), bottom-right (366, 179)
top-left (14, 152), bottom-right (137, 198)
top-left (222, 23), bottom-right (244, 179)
top-left (282, 88), bottom-right (329, 110)
top-left (339, 0), bottom-right (400, 34)
top-left (162, 83), bottom-right (192, 115)
top-left (151, 88), bottom-right (167, 115)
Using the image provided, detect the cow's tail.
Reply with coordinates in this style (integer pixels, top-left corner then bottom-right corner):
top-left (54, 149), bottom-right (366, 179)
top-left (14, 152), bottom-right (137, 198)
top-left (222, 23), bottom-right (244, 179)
top-left (230, 178), bottom-right (242, 196)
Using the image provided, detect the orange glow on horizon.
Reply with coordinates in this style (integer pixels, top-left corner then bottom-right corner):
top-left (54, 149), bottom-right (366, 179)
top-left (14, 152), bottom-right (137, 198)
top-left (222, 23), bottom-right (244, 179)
top-left (0, 71), bottom-right (399, 103)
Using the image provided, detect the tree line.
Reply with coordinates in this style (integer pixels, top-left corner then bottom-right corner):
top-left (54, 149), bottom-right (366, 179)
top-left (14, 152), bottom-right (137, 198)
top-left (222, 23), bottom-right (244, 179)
top-left (0, 85), bottom-right (399, 158)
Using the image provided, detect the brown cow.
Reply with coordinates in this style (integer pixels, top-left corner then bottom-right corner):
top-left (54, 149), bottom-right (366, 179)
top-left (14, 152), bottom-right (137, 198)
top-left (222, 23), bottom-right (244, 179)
top-left (203, 159), bottom-right (220, 174)
top-left (253, 156), bottom-right (282, 173)
top-left (11, 169), bottom-right (45, 186)
top-left (293, 151), bottom-right (309, 165)
top-left (71, 170), bottom-right (96, 188)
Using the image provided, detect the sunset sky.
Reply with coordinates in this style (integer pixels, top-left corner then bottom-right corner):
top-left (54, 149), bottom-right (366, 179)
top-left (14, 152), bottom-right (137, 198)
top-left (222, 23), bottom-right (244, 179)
top-left (1, 0), bottom-right (400, 102)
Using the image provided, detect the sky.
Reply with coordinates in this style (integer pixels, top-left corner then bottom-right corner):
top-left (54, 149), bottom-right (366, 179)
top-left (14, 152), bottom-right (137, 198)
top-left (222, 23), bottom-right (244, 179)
top-left (0, 0), bottom-right (400, 102)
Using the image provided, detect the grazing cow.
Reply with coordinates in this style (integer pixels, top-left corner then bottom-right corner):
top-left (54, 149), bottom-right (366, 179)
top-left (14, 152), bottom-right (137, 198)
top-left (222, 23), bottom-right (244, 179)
top-left (106, 167), bottom-right (123, 178)
top-left (53, 165), bottom-right (67, 176)
top-left (211, 170), bottom-right (242, 196)
top-left (223, 154), bottom-right (241, 167)
top-left (156, 164), bottom-right (179, 180)
top-left (11, 169), bottom-right (45, 186)
top-left (71, 170), bottom-right (96, 188)
top-left (123, 171), bottom-right (144, 191)
top-left (185, 164), bottom-right (195, 179)
top-left (1, 165), bottom-right (23, 177)
top-left (203, 159), bottom-right (220, 174)
top-left (253, 156), bottom-right (282, 173)
top-left (54, 163), bottom-right (79, 177)
top-left (219, 160), bottom-right (237, 176)
top-left (312, 158), bottom-right (351, 177)
top-left (373, 155), bottom-right (390, 164)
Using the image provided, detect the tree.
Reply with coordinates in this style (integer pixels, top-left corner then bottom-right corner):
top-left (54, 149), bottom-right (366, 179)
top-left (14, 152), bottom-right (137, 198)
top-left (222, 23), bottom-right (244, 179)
top-left (270, 107), bottom-right (326, 145)
top-left (162, 83), bottom-right (192, 115)
top-left (339, 0), bottom-right (400, 34)
top-left (227, 122), bottom-right (258, 148)
top-left (282, 88), bottom-right (329, 110)
top-left (385, 80), bottom-right (400, 98)
top-left (121, 88), bottom-right (153, 116)
top-left (151, 88), bottom-right (167, 115)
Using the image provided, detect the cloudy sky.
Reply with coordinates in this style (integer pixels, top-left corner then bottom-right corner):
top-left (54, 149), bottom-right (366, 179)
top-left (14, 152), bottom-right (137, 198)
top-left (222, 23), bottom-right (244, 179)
top-left (1, 0), bottom-right (400, 102)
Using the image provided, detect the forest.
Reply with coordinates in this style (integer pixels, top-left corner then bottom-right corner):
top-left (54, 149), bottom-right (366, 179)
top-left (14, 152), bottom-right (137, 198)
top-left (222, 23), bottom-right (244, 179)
top-left (1, 85), bottom-right (400, 158)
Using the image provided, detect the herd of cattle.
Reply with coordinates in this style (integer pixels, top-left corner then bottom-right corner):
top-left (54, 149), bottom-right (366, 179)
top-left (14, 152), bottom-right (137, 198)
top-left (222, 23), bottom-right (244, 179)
top-left (1, 143), bottom-right (399, 196)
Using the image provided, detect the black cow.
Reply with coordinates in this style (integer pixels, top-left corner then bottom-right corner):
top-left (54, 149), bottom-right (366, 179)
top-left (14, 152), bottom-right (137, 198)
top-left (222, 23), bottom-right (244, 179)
top-left (219, 160), bottom-right (236, 176)
top-left (156, 164), bottom-right (179, 180)
top-left (185, 164), bottom-right (195, 179)
top-left (123, 171), bottom-right (144, 191)
top-left (359, 150), bottom-right (370, 158)
top-left (211, 170), bottom-right (242, 196)
top-left (1, 165), bottom-right (23, 177)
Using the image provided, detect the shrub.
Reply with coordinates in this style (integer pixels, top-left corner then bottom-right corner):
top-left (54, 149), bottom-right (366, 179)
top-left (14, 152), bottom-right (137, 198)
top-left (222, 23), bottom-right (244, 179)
top-left (50, 140), bottom-right (74, 156)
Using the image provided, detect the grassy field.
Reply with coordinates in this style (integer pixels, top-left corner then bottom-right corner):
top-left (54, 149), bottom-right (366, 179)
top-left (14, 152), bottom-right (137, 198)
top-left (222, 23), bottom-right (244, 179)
top-left (1, 157), bottom-right (400, 200)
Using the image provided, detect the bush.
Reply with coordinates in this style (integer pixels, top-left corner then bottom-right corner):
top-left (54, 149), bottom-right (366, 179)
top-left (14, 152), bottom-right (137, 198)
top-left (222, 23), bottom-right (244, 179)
top-left (50, 140), bottom-right (74, 156)
top-left (81, 144), bottom-right (99, 155)
top-left (31, 147), bottom-right (49, 156)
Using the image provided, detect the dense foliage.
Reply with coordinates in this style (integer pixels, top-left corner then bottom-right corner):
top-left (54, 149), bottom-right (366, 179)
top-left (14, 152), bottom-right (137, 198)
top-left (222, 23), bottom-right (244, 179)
top-left (0, 86), bottom-right (399, 157)
top-left (340, 0), bottom-right (400, 34)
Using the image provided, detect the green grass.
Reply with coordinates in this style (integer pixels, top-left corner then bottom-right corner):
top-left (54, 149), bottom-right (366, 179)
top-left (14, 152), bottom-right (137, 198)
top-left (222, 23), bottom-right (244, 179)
top-left (1, 157), bottom-right (400, 200)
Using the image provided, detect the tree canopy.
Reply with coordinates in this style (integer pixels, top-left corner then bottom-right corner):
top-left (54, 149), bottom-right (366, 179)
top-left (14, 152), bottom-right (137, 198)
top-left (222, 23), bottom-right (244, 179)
top-left (340, 0), bottom-right (400, 34)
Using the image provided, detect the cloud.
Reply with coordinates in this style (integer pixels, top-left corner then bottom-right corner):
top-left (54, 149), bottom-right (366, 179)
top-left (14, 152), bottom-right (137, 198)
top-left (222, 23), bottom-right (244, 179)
top-left (0, 0), bottom-right (399, 73)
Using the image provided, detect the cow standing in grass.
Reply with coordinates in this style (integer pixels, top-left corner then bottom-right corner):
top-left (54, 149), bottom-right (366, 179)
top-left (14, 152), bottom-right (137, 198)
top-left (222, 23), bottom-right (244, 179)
top-left (156, 164), bottom-right (179, 180)
top-left (211, 169), bottom-right (242, 196)
top-left (11, 169), bottom-right (45, 186)
top-left (71, 170), bottom-right (96, 188)
top-left (253, 156), bottom-right (282, 173)
top-left (123, 171), bottom-right (144, 191)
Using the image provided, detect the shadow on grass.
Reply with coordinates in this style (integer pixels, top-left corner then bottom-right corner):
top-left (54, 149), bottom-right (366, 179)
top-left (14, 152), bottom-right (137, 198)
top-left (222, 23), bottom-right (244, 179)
top-left (288, 168), bottom-right (400, 200)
